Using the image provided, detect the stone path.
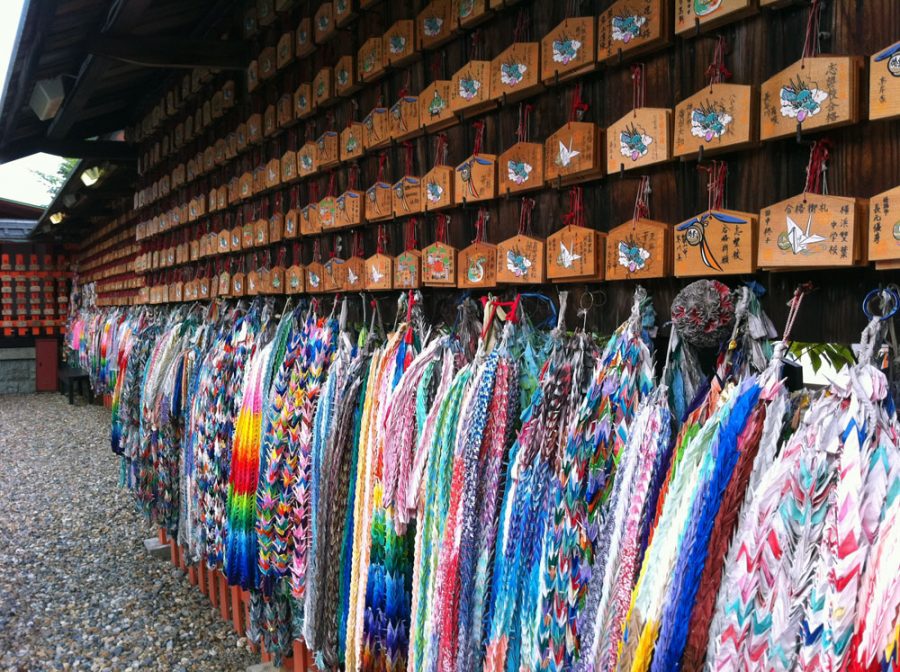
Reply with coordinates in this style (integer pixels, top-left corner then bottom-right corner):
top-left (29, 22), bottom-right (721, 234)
top-left (0, 394), bottom-right (258, 672)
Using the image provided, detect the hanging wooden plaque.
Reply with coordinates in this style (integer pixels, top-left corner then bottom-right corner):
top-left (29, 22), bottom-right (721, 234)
top-left (344, 255), bottom-right (366, 290)
top-left (242, 221), bottom-right (256, 249)
top-left (340, 123), bottom-right (365, 162)
top-left (257, 0), bottom-right (275, 26)
top-left (257, 268), bottom-right (270, 294)
top-left (267, 158), bottom-right (281, 188)
top-left (305, 261), bottom-right (325, 293)
top-left (219, 270), bottom-right (231, 297)
top-left (323, 257), bottom-right (346, 292)
top-left (422, 242), bottom-right (457, 286)
top-left (497, 234), bottom-right (546, 284)
top-left (606, 108), bottom-right (672, 174)
top-left (170, 281), bottom-right (183, 303)
top-left (231, 224), bottom-right (244, 252)
top-left (385, 20), bottom-right (416, 67)
top-left (547, 225), bottom-right (606, 281)
top-left (336, 190), bottom-right (365, 228)
top-left (760, 56), bottom-right (862, 141)
top-left (456, 153), bottom-right (497, 205)
top-left (297, 142), bottom-right (318, 177)
top-left (248, 113), bottom-right (263, 144)
top-left (366, 253), bottom-right (394, 290)
top-left (606, 218), bottom-right (671, 280)
top-left (674, 83), bottom-right (756, 158)
top-left (458, 0), bottom-right (490, 28)
top-left (255, 218), bottom-right (270, 247)
top-left (248, 60), bottom-right (260, 93)
top-left (313, 67), bottom-right (335, 108)
top-left (420, 81), bottom-right (455, 132)
top-left (393, 176), bottom-right (423, 216)
top-left (296, 18), bottom-right (315, 57)
top-left (458, 241), bottom-right (498, 288)
top-left (286, 264), bottom-right (305, 293)
top-left (282, 149), bottom-right (297, 182)
top-left (450, 61), bottom-right (495, 117)
top-left (218, 230), bottom-right (231, 254)
top-left (366, 182), bottom-right (394, 221)
top-left (870, 42), bottom-right (900, 122)
top-left (270, 211), bottom-right (284, 243)
top-left (498, 142), bottom-right (544, 195)
top-left (417, 0), bottom-right (454, 50)
top-left (545, 122), bottom-right (604, 185)
top-left (317, 131), bottom-right (340, 169)
top-left (597, 0), bottom-right (671, 63)
top-left (868, 185), bottom-right (900, 267)
top-left (541, 17), bottom-right (597, 84)
top-left (674, 208), bottom-right (757, 277)
top-left (358, 37), bottom-right (385, 83)
top-left (259, 47), bottom-right (277, 81)
top-left (390, 95), bottom-right (421, 141)
top-left (314, 3), bottom-right (336, 44)
top-left (758, 193), bottom-right (865, 269)
top-left (335, 55), bottom-right (361, 97)
top-left (301, 202), bottom-right (321, 235)
top-left (231, 272), bottom-right (246, 297)
top-left (269, 265), bottom-right (285, 294)
top-left (363, 106), bottom-right (390, 149)
top-left (423, 165), bottom-right (455, 210)
top-left (334, 0), bottom-right (355, 26)
top-left (277, 31), bottom-right (294, 69)
top-left (318, 196), bottom-right (337, 231)
top-left (491, 42), bottom-right (542, 104)
top-left (395, 250), bottom-right (422, 289)
top-left (284, 206), bottom-right (300, 239)
top-left (295, 83), bottom-right (314, 119)
top-left (675, 0), bottom-right (756, 35)
top-left (253, 163), bottom-right (267, 194)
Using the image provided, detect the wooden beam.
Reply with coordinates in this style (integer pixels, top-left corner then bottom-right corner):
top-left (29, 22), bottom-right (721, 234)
top-left (0, 138), bottom-right (136, 164)
top-left (90, 36), bottom-right (251, 71)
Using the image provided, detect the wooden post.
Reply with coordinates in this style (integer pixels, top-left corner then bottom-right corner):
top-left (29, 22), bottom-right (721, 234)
top-left (230, 586), bottom-right (244, 634)
top-left (188, 564), bottom-right (198, 586)
top-left (218, 571), bottom-right (230, 621)
top-left (262, 642), bottom-right (272, 663)
top-left (293, 640), bottom-right (304, 672)
top-left (207, 568), bottom-right (218, 608)
top-left (157, 528), bottom-right (167, 545)
top-left (169, 540), bottom-right (179, 565)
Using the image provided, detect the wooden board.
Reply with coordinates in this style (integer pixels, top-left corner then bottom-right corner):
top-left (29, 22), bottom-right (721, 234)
top-left (606, 108), bottom-right (672, 174)
top-left (450, 61), bottom-right (495, 116)
top-left (545, 122), bottom-right (603, 186)
top-left (458, 241), bottom-right (498, 288)
top-left (540, 17), bottom-right (597, 84)
top-left (417, 0), bottom-right (454, 51)
top-left (385, 20), bottom-right (417, 67)
top-left (491, 42), bottom-right (542, 104)
top-left (674, 208), bottom-right (758, 276)
top-left (867, 185), bottom-right (900, 261)
top-left (547, 225), bottom-right (606, 281)
top-left (422, 242), bottom-right (457, 286)
top-left (673, 83), bottom-right (756, 158)
top-left (419, 81), bottom-right (455, 132)
top-left (605, 218), bottom-right (671, 280)
top-left (455, 153), bottom-right (497, 205)
top-left (496, 234), bottom-right (546, 283)
top-left (498, 141), bottom-right (545, 195)
top-left (674, 0), bottom-right (757, 36)
top-left (423, 164), bottom-right (455, 210)
top-left (597, 0), bottom-right (671, 64)
top-left (870, 41), bottom-right (900, 121)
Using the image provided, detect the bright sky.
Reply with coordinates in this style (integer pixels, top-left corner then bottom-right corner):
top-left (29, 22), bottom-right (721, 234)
top-left (0, 0), bottom-right (63, 208)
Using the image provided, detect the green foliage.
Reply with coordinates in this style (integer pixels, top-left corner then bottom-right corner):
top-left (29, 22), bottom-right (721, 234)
top-left (788, 341), bottom-right (856, 374)
top-left (32, 157), bottom-right (78, 196)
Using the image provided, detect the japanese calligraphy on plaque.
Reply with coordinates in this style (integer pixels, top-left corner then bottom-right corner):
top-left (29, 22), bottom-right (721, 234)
top-left (498, 142), bottom-right (544, 195)
top-left (867, 186), bottom-right (900, 268)
top-left (305, 261), bottom-right (325, 293)
top-left (366, 253), bottom-right (394, 291)
top-left (393, 176), bottom-right (423, 216)
top-left (758, 193), bottom-right (865, 268)
top-left (492, 42), bottom-right (542, 103)
top-left (423, 165), bottom-right (454, 211)
top-left (458, 241), bottom-right (498, 289)
top-left (344, 255), bottom-right (366, 291)
top-left (420, 81), bottom-right (455, 132)
top-left (390, 95), bottom-right (420, 141)
top-left (335, 189), bottom-right (364, 228)
top-left (455, 153), bottom-right (497, 205)
top-left (674, 208), bottom-right (757, 277)
top-left (606, 108), bottom-right (672, 173)
top-left (395, 250), bottom-right (422, 289)
top-left (675, 0), bottom-right (756, 35)
top-left (422, 242), bottom-right (457, 287)
top-left (363, 106), bottom-right (390, 149)
top-left (547, 225), bottom-right (607, 282)
top-left (365, 181), bottom-right (393, 221)
top-left (605, 218), bottom-right (671, 280)
top-left (545, 122), bottom-right (603, 185)
top-left (451, 61), bottom-right (495, 116)
top-left (597, 0), bottom-right (671, 64)
top-left (870, 42), bottom-right (900, 122)
top-left (541, 17), bottom-right (597, 84)
top-left (674, 83), bottom-right (756, 158)
top-left (497, 234), bottom-right (546, 284)
top-left (316, 131), bottom-right (339, 169)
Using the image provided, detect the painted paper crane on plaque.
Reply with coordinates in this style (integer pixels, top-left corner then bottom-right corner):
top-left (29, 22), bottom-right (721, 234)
top-left (305, 241), bottom-right (325, 294)
top-left (545, 84), bottom-right (604, 186)
top-left (674, 37), bottom-right (756, 158)
top-left (597, 0), bottom-right (671, 63)
top-left (868, 185), bottom-right (900, 268)
top-left (458, 208), bottom-right (498, 289)
top-left (499, 103), bottom-right (544, 196)
top-left (607, 67), bottom-right (672, 173)
top-left (422, 215), bottom-right (457, 287)
top-left (366, 225), bottom-right (394, 291)
top-left (870, 41), bottom-right (900, 121)
top-left (344, 232), bottom-right (366, 291)
top-left (606, 176), bottom-right (671, 280)
top-left (758, 140), bottom-right (865, 269)
top-left (547, 187), bottom-right (607, 282)
top-left (541, 17), bottom-right (597, 84)
top-left (674, 162), bottom-right (757, 276)
top-left (497, 197), bottom-right (546, 284)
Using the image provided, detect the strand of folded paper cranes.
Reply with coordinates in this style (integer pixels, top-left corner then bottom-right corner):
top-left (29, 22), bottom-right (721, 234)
top-left (67, 282), bottom-right (900, 672)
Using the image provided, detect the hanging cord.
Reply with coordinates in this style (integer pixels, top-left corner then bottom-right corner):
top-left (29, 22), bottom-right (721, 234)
top-left (348, 163), bottom-right (359, 191)
top-left (517, 103), bottom-right (533, 143)
top-left (326, 170), bottom-right (336, 197)
top-left (570, 83), bottom-right (588, 122)
top-left (376, 224), bottom-right (388, 254)
top-left (405, 217), bottom-right (418, 251)
top-left (472, 207), bottom-right (489, 244)
top-left (697, 161), bottom-right (727, 211)
top-left (631, 63), bottom-right (645, 113)
top-left (377, 151), bottom-right (387, 184)
top-left (518, 196), bottom-right (536, 235)
top-left (803, 138), bottom-right (831, 197)
top-left (513, 8), bottom-right (530, 42)
top-left (775, 283), bottom-right (814, 367)
top-left (633, 175), bottom-right (651, 226)
top-left (801, 0), bottom-right (823, 64)
top-left (562, 186), bottom-right (585, 228)
top-left (470, 29), bottom-right (483, 61)
top-left (403, 141), bottom-right (415, 175)
top-left (433, 133), bottom-right (448, 168)
top-left (435, 214), bottom-right (449, 244)
top-left (472, 120), bottom-right (486, 155)
top-left (352, 230), bottom-right (364, 258)
top-left (706, 36), bottom-right (732, 90)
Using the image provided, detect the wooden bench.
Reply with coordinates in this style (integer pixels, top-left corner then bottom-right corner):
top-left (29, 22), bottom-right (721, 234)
top-left (58, 366), bottom-right (92, 405)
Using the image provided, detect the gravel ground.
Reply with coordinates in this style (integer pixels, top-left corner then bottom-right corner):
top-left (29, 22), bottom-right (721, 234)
top-left (0, 394), bottom-right (259, 672)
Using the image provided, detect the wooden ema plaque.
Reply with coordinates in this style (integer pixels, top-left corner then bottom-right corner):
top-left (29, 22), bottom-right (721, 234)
top-left (870, 42), bottom-right (900, 122)
top-left (305, 261), bottom-right (325, 293)
top-left (282, 149), bottom-right (297, 182)
top-left (247, 60), bottom-right (260, 93)
top-left (316, 131), bottom-right (340, 169)
top-left (417, 0), bottom-right (454, 50)
top-left (458, 0), bottom-right (490, 29)
top-left (248, 113), bottom-right (263, 144)
top-left (218, 230), bottom-right (231, 254)
top-left (335, 55), bottom-right (360, 97)
top-left (231, 272), bottom-right (245, 297)
top-left (545, 122), bottom-right (603, 185)
top-left (674, 208), bottom-right (757, 277)
top-left (301, 202), bottom-right (321, 235)
top-left (358, 37), bottom-right (385, 83)
top-left (277, 94), bottom-right (293, 127)
top-left (499, 142), bottom-right (544, 195)
top-left (323, 257), bottom-right (346, 292)
top-left (231, 225), bottom-right (243, 252)
top-left (313, 68), bottom-right (335, 108)
top-left (314, 3), bottom-right (335, 43)
top-left (277, 31), bottom-right (294, 70)
top-left (547, 225), bottom-right (607, 282)
top-left (335, 190), bottom-right (364, 228)
top-left (255, 218), bottom-right (270, 247)
top-left (456, 154), bottom-right (497, 205)
top-left (760, 56), bottom-right (862, 141)
top-left (344, 255), bottom-right (366, 291)
top-left (868, 186), bottom-right (900, 267)
top-left (366, 253), bottom-right (394, 290)
top-left (269, 211), bottom-right (284, 244)
top-left (458, 241), bottom-right (498, 288)
top-left (395, 250), bottom-right (422, 289)
top-left (451, 61), bottom-right (495, 117)
top-left (605, 218), bottom-right (671, 280)
top-left (269, 265), bottom-right (285, 294)
top-left (598, 0), bottom-right (670, 64)
top-left (285, 206), bottom-right (300, 238)
top-left (259, 47), bottom-right (276, 80)
top-left (674, 83), bottom-right (756, 158)
top-left (318, 196), bottom-right (337, 231)
top-left (286, 264), bottom-right (305, 293)
top-left (492, 42), bottom-right (542, 104)
top-left (363, 107), bottom-right (390, 149)
top-left (393, 176), bottom-right (423, 216)
top-left (298, 142), bottom-right (318, 177)
top-left (420, 81), bottom-right (455, 132)
top-left (607, 108), bottom-right (672, 174)
top-left (295, 83), bottom-right (314, 119)
top-left (541, 18), bottom-right (596, 84)
top-left (242, 221), bottom-right (256, 249)
top-left (423, 242), bottom-right (457, 286)
top-left (423, 165), bottom-right (455, 210)
top-left (675, 0), bottom-right (755, 35)
top-left (386, 20), bottom-right (416, 67)
top-left (758, 193), bottom-right (865, 269)
top-left (218, 270), bottom-right (231, 297)
top-left (390, 96), bottom-right (421, 141)
top-left (266, 158), bottom-right (281, 189)
top-left (366, 182), bottom-right (393, 221)
top-left (497, 234), bottom-right (546, 283)
top-left (334, 0), bottom-right (355, 26)
top-left (341, 123), bottom-right (365, 161)
top-left (296, 18), bottom-right (314, 58)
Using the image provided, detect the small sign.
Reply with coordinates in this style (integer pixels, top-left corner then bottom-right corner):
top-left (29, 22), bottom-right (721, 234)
top-left (605, 218), bottom-right (671, 280)
top-left (455, 153), bottom-right (497, 205)
top-left (417, 0), bottom-right (453, 50)
top-left (498, 141), bottom-right (544, 195)
top-left (395, 250), bottom-right (422, 289)
top-left (541, 17), bottom-right (597, 84)
top-left (385, 20), bottom-right (416, 67)
top-left (674, 208), bottom-right (757, 276)
top-left (492, 42), bottom-right (542, 103)
top-left (547, 224), bottom-right (606, 282)
top-left (870, 42), bottom-right (900, 122)
top-left (420, 80), bottom-right (455, 132)
top-left (366, 182), bottom-right (394, 221)
top-left (674, 82), bottom-right (756, 158)
top-left (365, 253), bottom-right (394, 291)
top-left (336, 190), bottom-right (365, 228)
top-left (458, 241), bottom-right (498, 288)
top-left (422, 165), bottom-right (455, 210)
top-left (496, 234), bottom-right (546, 284)
top-left (606, 108), bottom-right (672, 174)
top-left (393, 176), bottom-right (423, 216)
top-left (450, 61), bottom-right (494, 117)
top-left (358, 37), bottom-right (385, 82)
top-left (341, 122), bottom-right (366, 161)
top-left (597, 0), bottom-right (671, 64)
top-left (545, 122), bottom-right (604, 185)
top-left (422, 241), bottom-right (457, 286)
top-left (335, 55), bottom-right (360, 97)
